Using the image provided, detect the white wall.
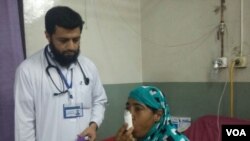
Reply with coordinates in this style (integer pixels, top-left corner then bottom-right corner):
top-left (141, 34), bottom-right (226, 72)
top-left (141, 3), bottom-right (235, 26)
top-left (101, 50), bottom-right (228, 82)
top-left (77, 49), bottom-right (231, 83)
top-left (24, 0), bottom-right (142, 84)
top-left (141, 0), bottom-right (250, 82)
top-left (24, 0), bottom-right (250, 84)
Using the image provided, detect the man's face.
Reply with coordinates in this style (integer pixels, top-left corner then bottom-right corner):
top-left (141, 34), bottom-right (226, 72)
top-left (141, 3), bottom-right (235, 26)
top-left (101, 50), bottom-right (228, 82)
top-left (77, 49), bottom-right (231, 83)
top-left (46, 25), bottom-right (81, 67)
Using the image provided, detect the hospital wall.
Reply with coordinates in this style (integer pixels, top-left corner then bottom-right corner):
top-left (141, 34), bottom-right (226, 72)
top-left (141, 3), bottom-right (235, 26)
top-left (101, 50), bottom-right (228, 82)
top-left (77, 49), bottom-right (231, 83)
top-left (23, 0), bottom-right (250, 140)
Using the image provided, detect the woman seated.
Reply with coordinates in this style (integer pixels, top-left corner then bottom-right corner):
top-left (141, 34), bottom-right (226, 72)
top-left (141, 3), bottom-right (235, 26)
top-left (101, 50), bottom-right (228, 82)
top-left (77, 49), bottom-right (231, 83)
top-left (103, 86), bottom-right (189, 141)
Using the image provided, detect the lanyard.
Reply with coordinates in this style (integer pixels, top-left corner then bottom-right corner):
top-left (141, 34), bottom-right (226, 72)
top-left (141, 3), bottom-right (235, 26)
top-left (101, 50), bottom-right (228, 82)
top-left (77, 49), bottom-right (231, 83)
top-left (44, 46), bottom-right (73, 98)
top-left (57, 68), bottom-right (73, 99)
top-left (57, 68), bottom-right (73, 90)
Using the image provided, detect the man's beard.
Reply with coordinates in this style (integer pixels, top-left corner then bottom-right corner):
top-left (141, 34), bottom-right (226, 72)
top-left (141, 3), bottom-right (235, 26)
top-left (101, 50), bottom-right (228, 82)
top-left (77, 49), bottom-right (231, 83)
top-left (49, 42), bottom-right (80, 67)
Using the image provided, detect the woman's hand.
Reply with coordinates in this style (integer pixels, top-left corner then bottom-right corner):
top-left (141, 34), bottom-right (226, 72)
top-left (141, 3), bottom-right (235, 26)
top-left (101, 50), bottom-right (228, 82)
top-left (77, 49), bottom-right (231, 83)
top-left (115, 123), bottom-right (135, 141)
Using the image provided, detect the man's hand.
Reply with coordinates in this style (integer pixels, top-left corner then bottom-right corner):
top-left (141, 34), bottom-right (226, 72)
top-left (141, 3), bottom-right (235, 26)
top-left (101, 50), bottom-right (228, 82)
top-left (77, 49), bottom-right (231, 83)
top-left (79, 122), bottom-right (98, 141)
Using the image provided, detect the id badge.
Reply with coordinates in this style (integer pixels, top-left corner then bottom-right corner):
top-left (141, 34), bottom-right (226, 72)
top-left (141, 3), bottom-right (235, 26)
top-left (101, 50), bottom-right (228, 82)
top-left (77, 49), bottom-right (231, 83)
top-left (63, 103), bottom-right (83, 119)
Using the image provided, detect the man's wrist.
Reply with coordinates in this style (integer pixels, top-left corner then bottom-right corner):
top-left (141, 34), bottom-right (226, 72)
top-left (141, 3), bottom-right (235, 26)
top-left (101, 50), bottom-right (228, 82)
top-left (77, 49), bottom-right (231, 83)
top-left (89, 121), bottom-right (98, 130)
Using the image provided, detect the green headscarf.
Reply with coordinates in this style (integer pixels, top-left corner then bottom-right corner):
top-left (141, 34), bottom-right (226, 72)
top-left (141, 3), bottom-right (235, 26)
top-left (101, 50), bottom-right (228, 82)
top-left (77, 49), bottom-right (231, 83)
top-left (128, 86), bottom-right (189, 141)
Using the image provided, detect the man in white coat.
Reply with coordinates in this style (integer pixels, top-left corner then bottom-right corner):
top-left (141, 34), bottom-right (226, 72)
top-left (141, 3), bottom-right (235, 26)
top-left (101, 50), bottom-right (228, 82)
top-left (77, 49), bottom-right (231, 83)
top-left (14, 6), bottom-right (108, 141)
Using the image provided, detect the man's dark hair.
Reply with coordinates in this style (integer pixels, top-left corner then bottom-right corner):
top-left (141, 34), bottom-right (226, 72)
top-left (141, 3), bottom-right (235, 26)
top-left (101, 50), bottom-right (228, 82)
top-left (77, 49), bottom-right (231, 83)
top-left (45, 6), bottom-right (85, 35)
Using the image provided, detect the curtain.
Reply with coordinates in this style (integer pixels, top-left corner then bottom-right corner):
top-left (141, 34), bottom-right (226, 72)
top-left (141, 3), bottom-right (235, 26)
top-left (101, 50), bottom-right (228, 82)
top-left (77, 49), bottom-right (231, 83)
top-left (0, 0), bottom-right (25, 140)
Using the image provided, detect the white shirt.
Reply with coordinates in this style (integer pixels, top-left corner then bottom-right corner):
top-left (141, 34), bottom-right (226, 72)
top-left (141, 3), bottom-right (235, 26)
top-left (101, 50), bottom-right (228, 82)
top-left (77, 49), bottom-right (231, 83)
top-left (14, 47), bottom-right (108, 141)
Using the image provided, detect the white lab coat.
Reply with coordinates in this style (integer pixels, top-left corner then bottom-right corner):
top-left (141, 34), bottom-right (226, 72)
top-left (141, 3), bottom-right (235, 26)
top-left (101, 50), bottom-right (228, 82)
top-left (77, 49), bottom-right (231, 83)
top-left (14, 47), bottom-right (108, 141)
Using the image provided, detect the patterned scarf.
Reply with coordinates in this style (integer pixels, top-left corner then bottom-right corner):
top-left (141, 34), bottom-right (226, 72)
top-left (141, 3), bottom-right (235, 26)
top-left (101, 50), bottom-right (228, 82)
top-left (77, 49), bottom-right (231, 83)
top-left (128, 86), bottom-right (189, 141)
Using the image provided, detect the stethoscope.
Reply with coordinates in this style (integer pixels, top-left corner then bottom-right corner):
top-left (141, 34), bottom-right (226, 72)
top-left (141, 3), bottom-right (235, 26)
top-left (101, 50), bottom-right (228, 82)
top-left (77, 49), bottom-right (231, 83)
top-left (44, 45), bottom-right (89, 97)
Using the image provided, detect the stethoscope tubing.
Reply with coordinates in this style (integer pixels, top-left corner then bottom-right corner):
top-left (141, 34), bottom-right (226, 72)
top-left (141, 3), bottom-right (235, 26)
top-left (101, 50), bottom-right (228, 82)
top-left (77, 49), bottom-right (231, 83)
top-left (44, 45), bottom-right (89, 96)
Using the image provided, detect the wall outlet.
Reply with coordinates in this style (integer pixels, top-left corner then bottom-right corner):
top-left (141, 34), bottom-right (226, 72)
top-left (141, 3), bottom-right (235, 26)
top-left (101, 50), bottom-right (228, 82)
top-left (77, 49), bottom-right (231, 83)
top-left (234, 56), bottom-right (247, 68)
top-left (213, 57), bottom-right (227, 69)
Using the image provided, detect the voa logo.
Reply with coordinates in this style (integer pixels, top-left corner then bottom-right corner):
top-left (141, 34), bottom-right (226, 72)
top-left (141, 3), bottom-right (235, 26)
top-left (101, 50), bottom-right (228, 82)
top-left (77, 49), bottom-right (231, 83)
top-left (226, 129), bottom-right (246, 136)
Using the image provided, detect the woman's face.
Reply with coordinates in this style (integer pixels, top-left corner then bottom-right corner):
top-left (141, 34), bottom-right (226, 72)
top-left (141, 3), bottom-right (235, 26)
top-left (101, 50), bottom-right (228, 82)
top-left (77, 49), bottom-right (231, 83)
top-left (126, 98), bottom-right (161, 139)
